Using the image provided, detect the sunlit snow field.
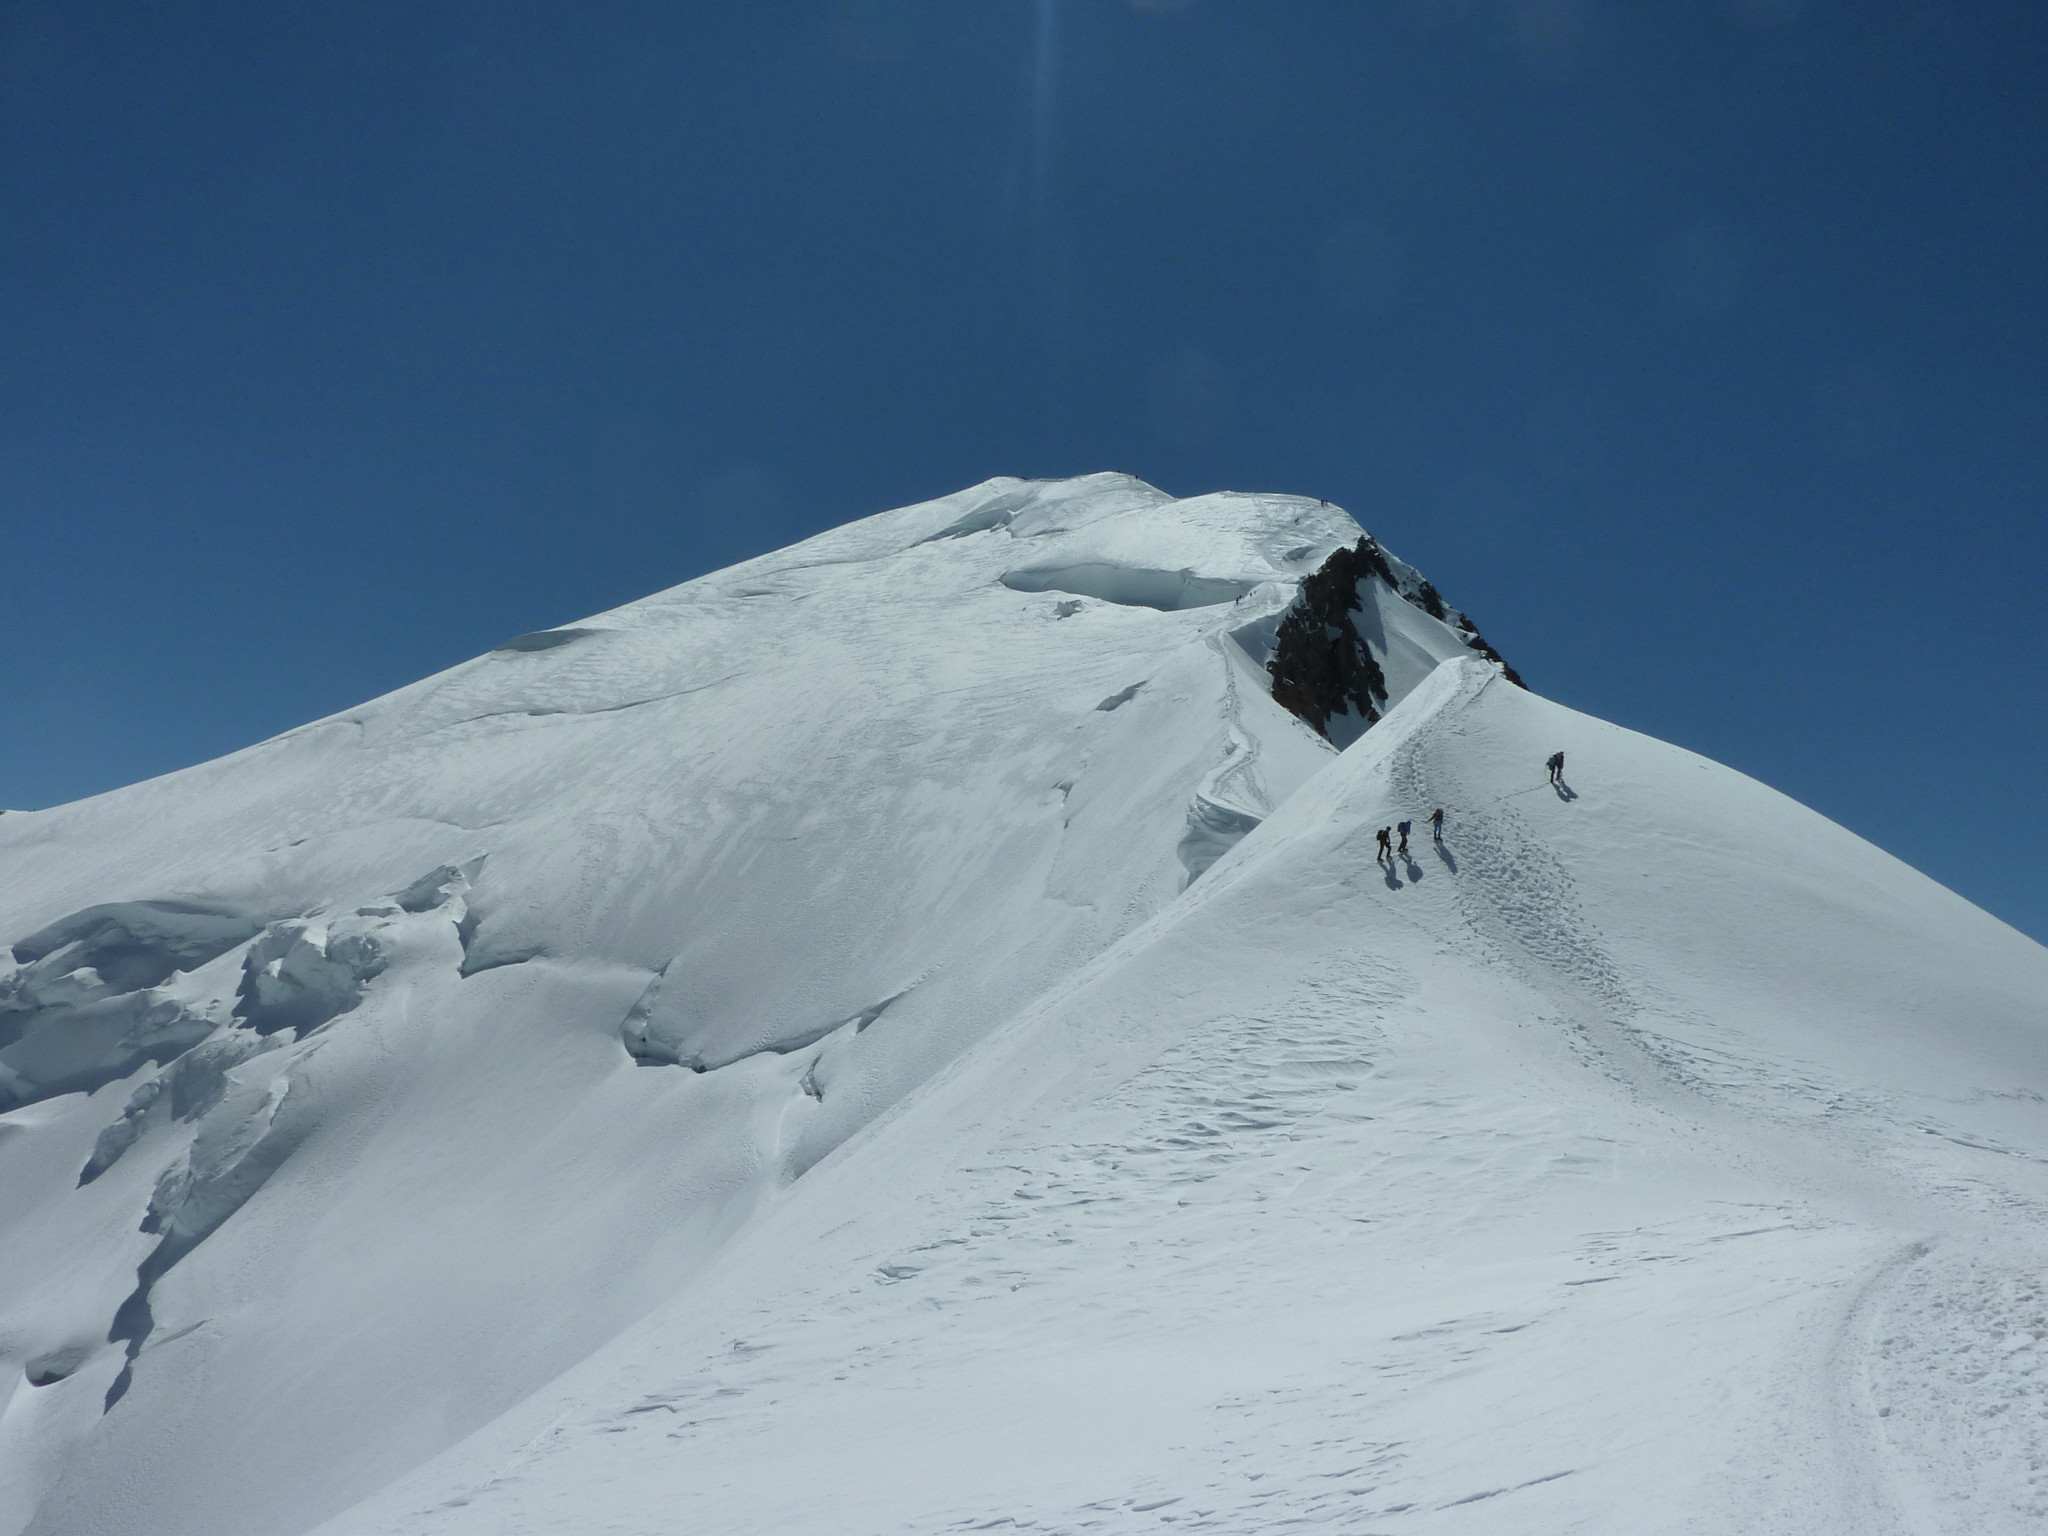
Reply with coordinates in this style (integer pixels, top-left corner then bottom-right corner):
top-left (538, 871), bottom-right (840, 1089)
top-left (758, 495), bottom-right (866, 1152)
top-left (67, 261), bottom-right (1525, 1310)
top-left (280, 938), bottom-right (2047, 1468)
top-left (3, 477), bottom-right (2044, 1535)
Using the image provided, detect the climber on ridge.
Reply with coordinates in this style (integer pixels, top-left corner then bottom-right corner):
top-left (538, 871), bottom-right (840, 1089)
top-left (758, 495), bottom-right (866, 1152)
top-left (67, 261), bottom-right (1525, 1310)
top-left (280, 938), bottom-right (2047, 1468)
top-left (1429, 808), bottom-right (1445, 842)
top-left (1546, 751), bottom-right (1565, 785)
top-left (1375, 827), bottom-right (1392, 862)
top-left (1396, 820), bottom-right (1412, 856)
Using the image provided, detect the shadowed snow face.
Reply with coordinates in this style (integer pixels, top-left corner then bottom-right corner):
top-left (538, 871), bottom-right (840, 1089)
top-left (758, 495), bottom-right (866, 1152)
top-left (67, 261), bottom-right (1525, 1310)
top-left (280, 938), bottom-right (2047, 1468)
top-left (1, 903), bottom-right (266, 1111)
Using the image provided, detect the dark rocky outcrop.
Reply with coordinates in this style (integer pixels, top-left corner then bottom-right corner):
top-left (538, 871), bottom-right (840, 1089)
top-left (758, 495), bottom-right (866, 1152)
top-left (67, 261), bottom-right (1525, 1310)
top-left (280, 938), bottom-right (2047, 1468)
top-left (1266, 537), bottom-right (1524, 741)
top-left (1266, 540), bottom-right (1395, 736)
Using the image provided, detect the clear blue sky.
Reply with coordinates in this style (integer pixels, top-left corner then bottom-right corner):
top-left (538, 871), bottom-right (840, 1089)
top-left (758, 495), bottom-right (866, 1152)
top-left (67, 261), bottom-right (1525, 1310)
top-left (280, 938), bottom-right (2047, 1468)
top-left (3, 2), bottom-right (2043, 942)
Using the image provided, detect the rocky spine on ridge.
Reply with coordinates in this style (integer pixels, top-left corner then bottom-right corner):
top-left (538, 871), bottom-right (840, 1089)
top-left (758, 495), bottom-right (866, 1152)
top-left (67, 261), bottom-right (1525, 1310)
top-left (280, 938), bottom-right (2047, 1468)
top-left (1266, 540), bottom-right (1394, 734)
top-left (1266, 536), bottom-right (1524, 739)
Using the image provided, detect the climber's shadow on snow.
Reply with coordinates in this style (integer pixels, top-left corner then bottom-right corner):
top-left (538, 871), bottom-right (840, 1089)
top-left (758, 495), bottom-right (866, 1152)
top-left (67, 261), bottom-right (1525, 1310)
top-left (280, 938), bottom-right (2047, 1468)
top-left (1434, 841), bottom-right (1457, 874)
top-left (1380, 860), bottom-right (1402, 891)
top-left (1553, 779), bottom-right (1579, 802)
top-left (1400, 852), bottom-right (1423, 883)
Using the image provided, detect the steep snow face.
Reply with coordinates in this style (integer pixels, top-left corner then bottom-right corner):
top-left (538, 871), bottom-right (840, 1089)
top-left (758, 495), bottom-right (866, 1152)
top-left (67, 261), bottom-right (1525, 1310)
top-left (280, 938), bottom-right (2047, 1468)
top-left (0, 475), bottom-right (1500, 1536)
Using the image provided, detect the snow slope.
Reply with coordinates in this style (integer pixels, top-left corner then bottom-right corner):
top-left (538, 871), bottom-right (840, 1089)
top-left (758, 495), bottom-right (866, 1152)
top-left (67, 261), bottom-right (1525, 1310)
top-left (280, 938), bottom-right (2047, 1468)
top-left (0, 475), bottom-right (1433, 1536)
top-left (316, 658), bottom-right (2048, 1536)
top-left (4, 476), bottom-right (2045, 1535)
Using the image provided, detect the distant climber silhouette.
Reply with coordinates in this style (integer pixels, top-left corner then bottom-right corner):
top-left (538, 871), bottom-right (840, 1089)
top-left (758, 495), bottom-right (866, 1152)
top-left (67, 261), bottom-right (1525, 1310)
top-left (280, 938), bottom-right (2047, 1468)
top-left (1546, 751), bottom-right (1565, 785)
top-left (1396, 820), bottom-right (1411, 855)
top-left (1375, 827), bottom-right (1392, 862)
top-left (1429, 808), bottom-right (1444, 842)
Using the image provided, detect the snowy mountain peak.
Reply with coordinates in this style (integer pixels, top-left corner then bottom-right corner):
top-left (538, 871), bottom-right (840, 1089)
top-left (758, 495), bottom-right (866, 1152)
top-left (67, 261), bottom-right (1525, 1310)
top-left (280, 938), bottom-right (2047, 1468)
top-left (3, 476), bottom-right (2045, 1536)
top-left (3, 476), bottom-right (1491, 1120)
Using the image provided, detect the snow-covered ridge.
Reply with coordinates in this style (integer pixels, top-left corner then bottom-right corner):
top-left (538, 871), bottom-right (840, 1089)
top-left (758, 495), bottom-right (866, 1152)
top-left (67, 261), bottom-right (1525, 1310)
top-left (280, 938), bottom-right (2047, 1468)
top-left (0, 474), bottom-right (1493, 1536)
top-left (3, 474), bottom-right (2045, 1536)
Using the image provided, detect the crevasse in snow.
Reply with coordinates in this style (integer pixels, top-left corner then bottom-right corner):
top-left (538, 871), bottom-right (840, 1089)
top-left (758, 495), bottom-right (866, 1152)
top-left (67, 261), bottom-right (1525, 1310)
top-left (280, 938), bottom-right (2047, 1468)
top-left (1, 474), bottom-right (2044, 1536)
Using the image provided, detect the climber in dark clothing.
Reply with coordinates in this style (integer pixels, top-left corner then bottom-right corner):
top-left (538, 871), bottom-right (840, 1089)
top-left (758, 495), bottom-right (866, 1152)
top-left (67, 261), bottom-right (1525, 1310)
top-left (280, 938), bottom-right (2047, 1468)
top-left (1396, 820), bottom-right (1411, 855)
top-left (1375, 827), bottom-right (1392, 861)
top-left (1429, 808), bottom-right (1444, 842)
top-left (1546, 751), bottom-right (1565, 784)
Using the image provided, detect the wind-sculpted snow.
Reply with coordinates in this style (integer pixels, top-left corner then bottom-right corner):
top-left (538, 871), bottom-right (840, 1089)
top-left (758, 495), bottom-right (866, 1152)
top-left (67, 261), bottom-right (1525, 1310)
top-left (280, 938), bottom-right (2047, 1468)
top-left (2, 475), bottom-right (2044, 1536)
top-left (9, 901), bottom-right (263, 986)
top-left (619, 962), bottom-right (909, 1073)
top-left (0, 902), bottom-right (265, 1111)
top-left (78, 1029), bottom-right (283, 1186)
top-left (234, 921), bottom-right (388, 1035)
top-left (999, 563), bottom-right (1256, 611)
top-left (491, 627), bottom-right (602, 653)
